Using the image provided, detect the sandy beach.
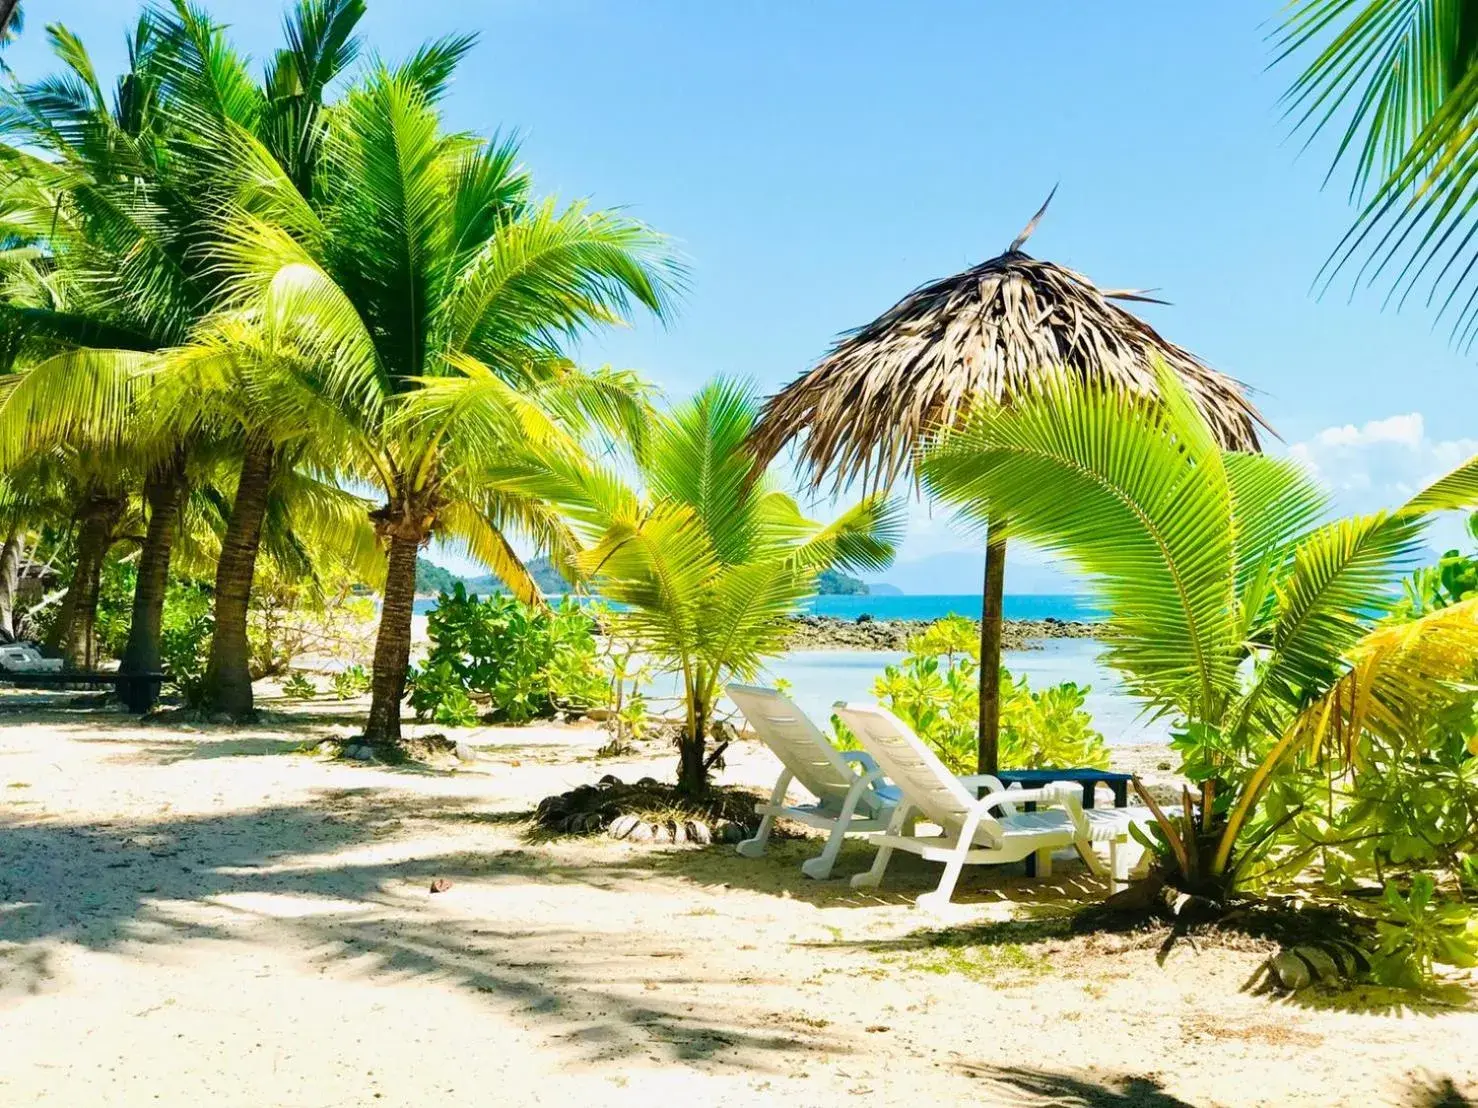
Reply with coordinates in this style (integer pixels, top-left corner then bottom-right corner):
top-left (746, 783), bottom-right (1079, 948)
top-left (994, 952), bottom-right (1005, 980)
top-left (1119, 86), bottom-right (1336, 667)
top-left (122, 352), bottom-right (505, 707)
top-left (2, 690), bottom-right (1474, 1107)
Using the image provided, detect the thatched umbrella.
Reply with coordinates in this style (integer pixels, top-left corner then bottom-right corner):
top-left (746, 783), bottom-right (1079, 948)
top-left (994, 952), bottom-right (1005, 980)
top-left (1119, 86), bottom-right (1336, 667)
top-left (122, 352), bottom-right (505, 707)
top-left (750, 200), bottom-right (1267, 773)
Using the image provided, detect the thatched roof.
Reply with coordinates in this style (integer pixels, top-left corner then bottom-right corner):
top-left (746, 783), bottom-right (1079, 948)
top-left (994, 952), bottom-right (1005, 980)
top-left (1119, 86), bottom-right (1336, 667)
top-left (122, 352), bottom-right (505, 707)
top-left (752, 220), bottom-right (1268, 490)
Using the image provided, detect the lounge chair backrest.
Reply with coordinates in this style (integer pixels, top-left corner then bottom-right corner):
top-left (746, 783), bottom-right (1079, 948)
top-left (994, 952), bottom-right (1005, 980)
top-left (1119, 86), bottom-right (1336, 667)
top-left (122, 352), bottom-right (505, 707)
top-left (727, 685), bottom-right (886, 815)
top-left (833, 702), bottom-right (1003, 845)
top-left (0, 643), bottom-right (48, 672)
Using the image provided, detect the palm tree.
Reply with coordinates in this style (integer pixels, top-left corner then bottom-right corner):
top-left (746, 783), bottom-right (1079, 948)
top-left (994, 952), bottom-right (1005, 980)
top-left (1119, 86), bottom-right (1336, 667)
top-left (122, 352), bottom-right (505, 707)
top-left (1276, 1), bottom-right (1478, 344)
top-left (919, 364), bottom-right (1478, 903)
top-left (0, 1), bottom-right (367, 709)
top-left (206, 57), bottom-right (680, 746)
top-left (524, 379), bottom-right (902, 793)
top-left (749, 202), bottom-right (1265, 774)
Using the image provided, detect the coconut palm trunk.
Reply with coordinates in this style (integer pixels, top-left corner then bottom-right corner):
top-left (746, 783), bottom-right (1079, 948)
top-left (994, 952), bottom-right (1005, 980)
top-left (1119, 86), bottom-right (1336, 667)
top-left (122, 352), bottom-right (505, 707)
top-left (676, 670), bottom-right (713, 796)
top-left (48, 489), bottom-right (124, 669)
top-left (0, 527), bottom-right (21, 643)
top-left (977, 520), bottom-right (1007, 773)
top-left (363, 529), bottom-right (422, 747)
top-left (119, 454), bottom-right (186, 710)
top-left (203, 437), bottom-right (276, 718)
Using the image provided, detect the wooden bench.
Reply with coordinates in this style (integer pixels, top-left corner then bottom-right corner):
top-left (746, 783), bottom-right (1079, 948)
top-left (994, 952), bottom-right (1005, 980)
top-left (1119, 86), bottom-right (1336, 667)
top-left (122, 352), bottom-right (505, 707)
top-left (0, 669), bottom-right (168, 712)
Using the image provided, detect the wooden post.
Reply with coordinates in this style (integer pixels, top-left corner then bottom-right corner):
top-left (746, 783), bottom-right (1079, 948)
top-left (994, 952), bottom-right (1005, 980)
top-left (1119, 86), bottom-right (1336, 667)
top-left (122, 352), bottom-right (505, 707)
top-left (977, 518), bottom-right (1007, 774)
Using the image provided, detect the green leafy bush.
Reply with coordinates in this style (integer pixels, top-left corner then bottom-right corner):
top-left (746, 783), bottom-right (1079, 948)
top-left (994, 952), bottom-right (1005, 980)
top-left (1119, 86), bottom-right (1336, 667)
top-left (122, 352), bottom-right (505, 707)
top-left (865, 616), bottom-right (1109, 773)
top-left (159, 580), bottom-right (214, 708)
top-left (281, 672), bottom-right (317, 699)
top-left (1369, 876), bottom-right (1478, 989)
top-left (331, 663), bottom-right (370, 700)
top-left (406, 586), bottom-right (608, 724)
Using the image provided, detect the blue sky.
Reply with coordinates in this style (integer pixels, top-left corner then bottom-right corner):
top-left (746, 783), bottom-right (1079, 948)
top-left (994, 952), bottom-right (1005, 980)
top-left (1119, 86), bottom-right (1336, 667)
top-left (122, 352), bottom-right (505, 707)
top-left (9, 1), bottom-right (1476, 590)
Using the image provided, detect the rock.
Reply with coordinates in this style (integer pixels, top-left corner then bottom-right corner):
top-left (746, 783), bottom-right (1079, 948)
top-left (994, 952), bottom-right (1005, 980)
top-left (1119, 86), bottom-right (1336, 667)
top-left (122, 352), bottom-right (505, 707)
top-left (685, 820), bottom-right (712, 845)
top-left (715, 820), bottom-right (746, 844)
top-left (1169, 892), bottom-right (1221, 925)
top-left (429, 878), bottom-right (452, 894)
top-left (609, 814), bottom-right (641, 840)
top-left (454, 741), bottom-right (477, 763)
top-left (627, 821), bottom-right (654, 842)
top-left (856, 612), bottom-right (874, 623)
top-left (651, 822), bottom-right (673, 844)
top-left (1271, 951), bottom-right (1312, 991)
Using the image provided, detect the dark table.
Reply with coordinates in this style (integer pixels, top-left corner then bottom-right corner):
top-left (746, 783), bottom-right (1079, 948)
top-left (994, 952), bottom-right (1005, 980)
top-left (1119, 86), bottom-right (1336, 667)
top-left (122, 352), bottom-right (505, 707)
top-left (994, 768), bottom-right (1135, 877)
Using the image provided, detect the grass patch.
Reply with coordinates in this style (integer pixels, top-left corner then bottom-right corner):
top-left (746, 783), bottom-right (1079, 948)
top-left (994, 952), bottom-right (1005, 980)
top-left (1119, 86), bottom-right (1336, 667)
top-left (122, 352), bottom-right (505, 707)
top-left (883, 942), bottom-right (1052, 982)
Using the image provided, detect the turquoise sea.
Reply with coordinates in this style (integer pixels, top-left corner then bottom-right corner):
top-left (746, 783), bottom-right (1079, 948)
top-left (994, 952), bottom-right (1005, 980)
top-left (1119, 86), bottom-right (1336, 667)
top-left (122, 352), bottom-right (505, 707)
top-left (757, 639), bottom-right (1168, 747)
top-left (411, 592), bottom-right (1165, 746)
top-left (412, 592), bottom-right (1100, 621)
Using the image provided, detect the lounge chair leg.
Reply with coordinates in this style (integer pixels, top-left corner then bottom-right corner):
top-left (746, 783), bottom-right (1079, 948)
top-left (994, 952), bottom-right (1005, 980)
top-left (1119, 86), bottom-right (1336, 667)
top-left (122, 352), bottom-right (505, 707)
top-left (850, 842), bottom-right (893, 889)
top-left (1033, 845), bottom-right (1054, 879)
top-left (801, 777), bottom-right (870, 880)
top-left (917, 851), bottom-right (967, 912)
top-left (801, 824), bottom-right (847, 880)
top-left (736, 812), bottom-right (775, 859)
top-left (1110, 838), bottom-right (1128, 891)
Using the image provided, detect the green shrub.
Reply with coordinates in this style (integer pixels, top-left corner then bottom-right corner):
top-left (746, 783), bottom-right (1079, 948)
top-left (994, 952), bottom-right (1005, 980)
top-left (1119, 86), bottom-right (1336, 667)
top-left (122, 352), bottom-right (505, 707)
top-left (864, 615), bottom-right (1109, 773)
top-left (1368, 875), bottom-right (1478, 989)
top-left (159, 580), bottom-right (214, 708)
top-left (331, 663), bottom-right (370, 700)
top-left (281, 672), bottom-right (317, 699)
top-left (406, 585), bottom-right (608, 724)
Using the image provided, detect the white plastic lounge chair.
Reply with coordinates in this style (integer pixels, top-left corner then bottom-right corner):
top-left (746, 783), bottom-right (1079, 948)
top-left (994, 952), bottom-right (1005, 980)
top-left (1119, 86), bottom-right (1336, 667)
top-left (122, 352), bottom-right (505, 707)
top-left (833, 702), bottom-right (1157, 910)
top-left (727, 684), bottom-right (902, 879)
top-left (0, 643), bottom-right (61, 673)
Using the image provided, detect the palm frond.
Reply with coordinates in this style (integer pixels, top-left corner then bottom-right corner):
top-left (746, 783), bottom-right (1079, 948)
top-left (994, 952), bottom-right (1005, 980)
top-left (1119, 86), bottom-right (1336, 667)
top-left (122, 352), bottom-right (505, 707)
top-left (920, 368), bottom-right (1244, 721)
top-left (1287, 594), bottom-right (1478, 759)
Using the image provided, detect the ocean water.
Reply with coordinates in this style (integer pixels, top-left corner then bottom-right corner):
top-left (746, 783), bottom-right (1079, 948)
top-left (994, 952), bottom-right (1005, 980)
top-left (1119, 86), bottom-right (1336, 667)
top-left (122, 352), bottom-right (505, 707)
top-left (801, 593), bottom-right (1103, 621)
top-left (752, 639), bottom-right (1168, 748)
top-left (411, 592), bottom-right (1101, 621)
top-left (410, 592), bottom-right (1163, 746)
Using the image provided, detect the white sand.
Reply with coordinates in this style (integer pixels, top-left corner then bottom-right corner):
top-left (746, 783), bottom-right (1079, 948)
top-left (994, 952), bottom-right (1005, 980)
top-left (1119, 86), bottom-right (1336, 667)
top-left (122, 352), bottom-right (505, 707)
top-left (1, 692), bottom-right (1474, 1107)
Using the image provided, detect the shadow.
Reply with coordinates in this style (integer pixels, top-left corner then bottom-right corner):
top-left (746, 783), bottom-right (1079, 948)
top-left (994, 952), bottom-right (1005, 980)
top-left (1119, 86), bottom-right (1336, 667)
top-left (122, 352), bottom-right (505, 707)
top-left (1405, 1076), bottom-right (1475, 1107)
top-left (631, 833), bottom-right (1112, 910)
top-left (0, 787), bottom-right (836, 1071)
top-left (957, 1066), bottom-right (1199, 1107)
top-left (114, 736), bottom-right (313, 763)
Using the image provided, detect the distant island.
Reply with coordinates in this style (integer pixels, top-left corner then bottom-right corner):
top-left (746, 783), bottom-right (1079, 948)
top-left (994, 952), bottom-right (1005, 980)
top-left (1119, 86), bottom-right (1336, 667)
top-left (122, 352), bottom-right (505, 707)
top-left (416, 557), bottom-right (878, 597)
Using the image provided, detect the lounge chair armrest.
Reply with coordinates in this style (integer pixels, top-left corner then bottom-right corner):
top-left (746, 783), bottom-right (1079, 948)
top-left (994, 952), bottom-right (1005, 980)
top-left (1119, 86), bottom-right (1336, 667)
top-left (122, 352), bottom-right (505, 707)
top-left (840, 750), bottom-right (882, 775)
top-left (969, 783), bottom-right (1085, 825)
top-left (956, 773), bottom-right (1005, 789)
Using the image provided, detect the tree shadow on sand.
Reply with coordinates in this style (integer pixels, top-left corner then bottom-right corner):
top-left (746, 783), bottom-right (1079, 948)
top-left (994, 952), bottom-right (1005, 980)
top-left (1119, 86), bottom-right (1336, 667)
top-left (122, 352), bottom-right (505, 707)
top-left (954, 1067), bottom-right (1475, 1107)
top-left (0, 788), bottom-right (842, 1072)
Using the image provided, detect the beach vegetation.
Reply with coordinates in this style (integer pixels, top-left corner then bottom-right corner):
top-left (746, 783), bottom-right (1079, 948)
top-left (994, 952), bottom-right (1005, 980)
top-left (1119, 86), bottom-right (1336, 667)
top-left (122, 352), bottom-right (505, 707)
top-left (855, 614), bottom-right (1109, 773)
top-left (920, 365), bottom-right (1478, 954)
top-left (407, 586), bottom-right (606, 724)
top-left (518, 379), bottom-right (903, 794)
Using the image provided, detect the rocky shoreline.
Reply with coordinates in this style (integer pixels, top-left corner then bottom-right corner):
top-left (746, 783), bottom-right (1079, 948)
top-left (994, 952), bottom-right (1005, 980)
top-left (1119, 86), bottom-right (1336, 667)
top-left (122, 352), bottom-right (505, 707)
top-left (784, 614), bottom-right (1098, 651)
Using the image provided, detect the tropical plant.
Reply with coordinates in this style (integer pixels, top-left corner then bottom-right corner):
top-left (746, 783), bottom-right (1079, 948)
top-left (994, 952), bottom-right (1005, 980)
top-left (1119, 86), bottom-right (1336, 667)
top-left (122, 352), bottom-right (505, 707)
top-left (524, 379), bottom-right (903, 793)
top-left (0, 1), bottom-right (372, 710)
top-left (857, 615), bottom-right (1109, 774)
top-left (1276, 1), bottom-right (1478, 345)
top-left (919, 364), bottom-right (1478, 905)
top-left (330, 663), bottom-right (369, 700)
top-left (1369, 875), bottom-right (1478, 989)
top-left (280, 671), bottom-right (316, 699)
top-left (202, 51), bottom-right (679, 747)
top-left (406, 586), bottom-right (604, 724)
